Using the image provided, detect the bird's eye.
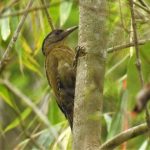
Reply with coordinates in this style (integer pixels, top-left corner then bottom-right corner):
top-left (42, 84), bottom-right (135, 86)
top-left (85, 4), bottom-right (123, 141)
top-left (55, 30), bottom-right (63, 35)
top-left (55, 31), bottom-right (60, 35)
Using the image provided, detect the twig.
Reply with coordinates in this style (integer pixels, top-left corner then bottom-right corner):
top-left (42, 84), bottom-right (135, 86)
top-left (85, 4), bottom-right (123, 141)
top-left (0, 0), bottom-right (21, 15)
top-left (100, 123), bottom-right (148, 150)
top-left (0, 57), bottom-right (12, 74)
top-left (13, 110), bottom-right (45, 150)
top-left (107, 38), bottom-right (150, 53)
top-left (129, 1), bottom-right (150, 145)
top-left (40, 0), bottom-right (55, 30)
top-left (129, 0), bottom-right (144, 87)
top-left (134, 1), bottom-right (150, 14)
top-left (0, 4), bottom-right (51, 18)
top-left (1, 79), bottom-right (50, 127)
top-left (15, 129), bottom-right (47, 149)
top-left (138, 0), bottom-right (150, 9)
top-left (0, 79), bottom-right (60, 136)
top-left (0, 2), bottom-right (62, 19)
top-left (0, 79), bottom-right (64, 149)
top-left (0, 0), bottom-right (34, 72)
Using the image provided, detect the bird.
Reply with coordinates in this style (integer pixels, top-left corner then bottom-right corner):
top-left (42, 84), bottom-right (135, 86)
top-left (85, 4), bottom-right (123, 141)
top-left (133, 83), bottom-right (150, 113)
top-left (42, 26), bottom-right (78, 129)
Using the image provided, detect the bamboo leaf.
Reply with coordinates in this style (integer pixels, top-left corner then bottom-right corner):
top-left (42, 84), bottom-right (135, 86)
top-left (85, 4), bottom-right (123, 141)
top-left (60, 0), bottom-right (73, 26)
top-left (0, 11), bottom-right (11, 41)
top-left (0, 85), bottom-right (14, 108)
top-left (4, 108), bottom-right (31, 133)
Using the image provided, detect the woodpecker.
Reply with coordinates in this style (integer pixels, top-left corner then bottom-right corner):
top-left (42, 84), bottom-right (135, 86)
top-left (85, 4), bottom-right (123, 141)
top-left (42, 26), bottom-right (78, 129)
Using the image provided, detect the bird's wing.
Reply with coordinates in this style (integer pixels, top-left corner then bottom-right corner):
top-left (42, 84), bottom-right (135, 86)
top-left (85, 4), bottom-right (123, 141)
top-left (57, 61), bottom-right (75, 129)
top-left (45, 46), bottom-right (75, 129)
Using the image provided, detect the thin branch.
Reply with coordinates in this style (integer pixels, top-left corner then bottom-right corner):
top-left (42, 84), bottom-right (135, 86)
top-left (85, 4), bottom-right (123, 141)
top-left (0, 0), bottom-right (21, 15)
top-left (107, 38), bottom-right (150, 53)
top-left (2, 79), bottom-right (66, 150)
top-left (0, 57), bottom-right (12, 74)
top-left (0, 2), bottom-right (61, 19)
top-left (0, 79), bottom-right (60, 138)
top-left (129, 0), bottom-right (144, 87)
top-left (138, 0), bottom-right (150, 9)
top-left (0, 0), bottom-right (34, 72)
top-left (40, 0), bottom-right (55, 30)
top-left (1, 79), bottom-right (50, 127)
top-left (21, 130), bottom-right (44, 150)
top-left (129, 3), bottom-right (150, 147)
top-left (100, 123), bottom-right (148, 150)
top-left (15, 129), bottom-right (47, 149)
top-left (14, 110), bottom-right (45, 150)
top-left (0, 79), bottom-right (64, 149)
top-left (134, 1), bottom-right (150, 14)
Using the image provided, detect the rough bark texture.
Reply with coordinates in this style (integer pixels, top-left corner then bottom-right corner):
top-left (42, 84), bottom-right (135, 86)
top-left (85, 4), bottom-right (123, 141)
top-left (73, 0), bottom-right (107, 150)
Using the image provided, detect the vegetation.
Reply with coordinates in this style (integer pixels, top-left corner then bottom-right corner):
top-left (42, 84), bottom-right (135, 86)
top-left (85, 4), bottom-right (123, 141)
top-left (0, 0), bottom-right (150, 149)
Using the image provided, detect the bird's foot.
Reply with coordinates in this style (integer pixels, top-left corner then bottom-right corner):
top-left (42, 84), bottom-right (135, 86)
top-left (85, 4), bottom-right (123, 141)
top-left (73, 46), bottom-right (86, 68)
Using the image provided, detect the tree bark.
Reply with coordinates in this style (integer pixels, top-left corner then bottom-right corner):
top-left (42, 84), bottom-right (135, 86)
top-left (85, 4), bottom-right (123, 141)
top-left (73, 1), bottom-right (107, 150)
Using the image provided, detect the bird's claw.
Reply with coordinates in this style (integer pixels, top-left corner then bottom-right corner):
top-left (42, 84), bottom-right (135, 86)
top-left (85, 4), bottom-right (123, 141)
top-left (73, 46), bottom-right (86, 68)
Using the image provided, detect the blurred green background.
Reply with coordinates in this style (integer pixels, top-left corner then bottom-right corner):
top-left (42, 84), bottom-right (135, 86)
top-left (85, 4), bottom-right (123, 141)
top-left (0, 0), bottom-right (150, 149)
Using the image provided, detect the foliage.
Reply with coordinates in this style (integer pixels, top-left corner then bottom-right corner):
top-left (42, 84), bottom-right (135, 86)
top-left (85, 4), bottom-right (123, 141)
top-left (0, 0), bottom-right (150, 149)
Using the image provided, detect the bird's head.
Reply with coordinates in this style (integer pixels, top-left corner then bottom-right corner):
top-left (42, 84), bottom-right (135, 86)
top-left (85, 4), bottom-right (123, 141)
top-left (42, 26), bottom-right (78, 55)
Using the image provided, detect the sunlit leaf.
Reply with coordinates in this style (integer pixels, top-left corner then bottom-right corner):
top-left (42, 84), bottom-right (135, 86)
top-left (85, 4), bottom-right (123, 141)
top-left (22, 37), bottom-right (33, 54)
top-left (27, 54), bottom-right (40, 68)
top-left (23, 58), bottom-right (42, 77)
top-left (52, 127), bottom-right (71, 150)
top-left (104, 113), bottom-right (112, 132)
top-left (0, 11), bottom-right (11, 41)
top-left (60, 0), bottom-right (73, 26)
top-left (0, 85), bottom-right (14, 108)
top-left (139, 140), bottom-right (148, 150)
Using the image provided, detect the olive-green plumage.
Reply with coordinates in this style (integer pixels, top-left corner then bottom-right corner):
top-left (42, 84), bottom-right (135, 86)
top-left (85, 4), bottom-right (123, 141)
top-left (42, 26), bottom-right (77, 129)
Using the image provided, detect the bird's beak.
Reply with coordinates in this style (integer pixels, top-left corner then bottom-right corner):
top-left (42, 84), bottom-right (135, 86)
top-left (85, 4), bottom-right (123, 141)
top-left (61, 26), bottom-right (78, 38)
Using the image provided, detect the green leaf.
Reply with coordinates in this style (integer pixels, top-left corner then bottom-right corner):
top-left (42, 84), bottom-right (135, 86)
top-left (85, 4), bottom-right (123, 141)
top-left (23, 57), bottom-right (42, 77)
top-left (4, 108), bottom-right (31, 133)
top-left (15, 38), bottom-right (24, 73)
top-left (0, 85), bottom-right (14, 108)
top-left (48, 96), bottom-right (65, 124)
top-left (15, 39), bottom-right (42, 76)
top-left (60, 0), bottom-right (73, 26)
top-left (127, 55), bottom-right (141, 108)
top-left (140, 43), bottom-right (150, 82)
top-left (106, 91), bottom-right (128, 139)
top-left (139, 140), bottom-right (148, 150)
top-left (0, 11), bottom-right (11, 41)
top-left (104, 113), bottom-right (112, 133)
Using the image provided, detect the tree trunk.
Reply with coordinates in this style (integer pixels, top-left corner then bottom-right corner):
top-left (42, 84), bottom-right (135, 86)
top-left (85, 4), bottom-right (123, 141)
top-left (73, 0), bottom-right (107, 150)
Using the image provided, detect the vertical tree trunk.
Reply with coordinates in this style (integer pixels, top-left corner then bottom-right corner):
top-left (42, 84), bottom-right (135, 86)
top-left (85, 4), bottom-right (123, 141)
top-left (73, 1), bottom-right (107, 150)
